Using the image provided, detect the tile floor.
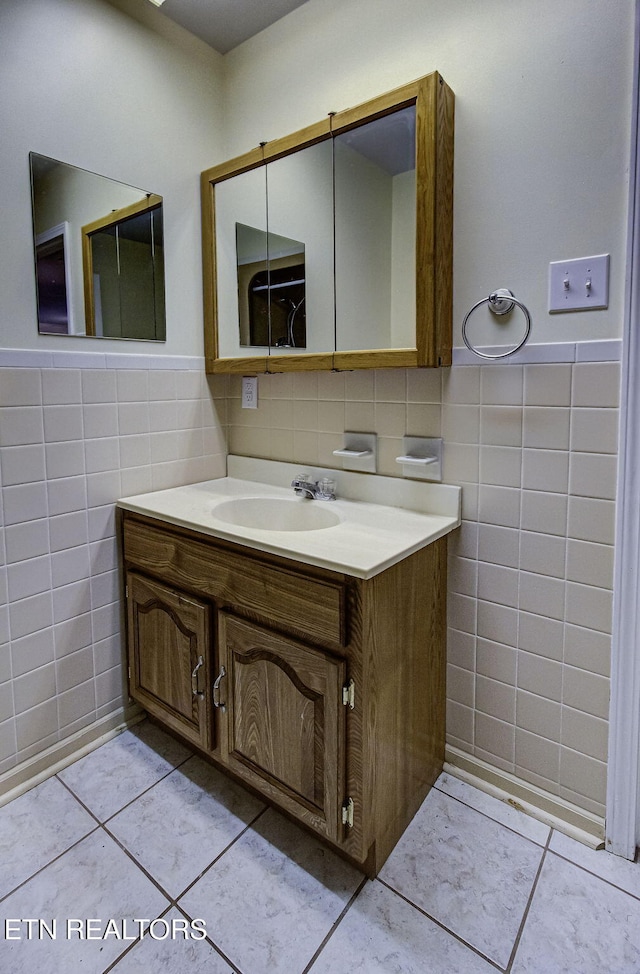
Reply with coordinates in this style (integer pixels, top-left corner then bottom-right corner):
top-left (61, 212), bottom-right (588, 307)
top-left (1, 720), bottom-right (640, 973)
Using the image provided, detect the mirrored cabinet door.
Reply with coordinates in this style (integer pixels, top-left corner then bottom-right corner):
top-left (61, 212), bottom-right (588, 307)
top-left (214, 164), bottom-right (268, 360)
top-left (334, 105), bottom-right (416, 355)
top-left (265, 138), bottom-right (334, 361)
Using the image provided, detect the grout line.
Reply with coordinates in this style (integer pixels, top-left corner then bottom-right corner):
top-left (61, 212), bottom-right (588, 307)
top-left (504, 829), bottom-right (551, 972)
top-left (433, 779), bottom-right (550, 849)
top-left (376, 877), bottom-right (505, 972)
top-left (174, 901), bottom-right (245, 974)
top-left (299, 874), bottom-right (369, 974)
top-left (0, 819), bottom-right (101, 906)
top-left (545, 845), bottom-right (640, 904)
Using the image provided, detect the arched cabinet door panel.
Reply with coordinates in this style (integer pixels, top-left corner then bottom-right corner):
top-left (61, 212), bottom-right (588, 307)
top-left (217, 613), bottom-right (346, 843)
top-left (126, 571), bottom-right (212, 751)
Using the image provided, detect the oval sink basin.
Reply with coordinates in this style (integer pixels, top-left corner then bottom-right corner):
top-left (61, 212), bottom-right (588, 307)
top-left (212, 497), bottom-right (341, 532)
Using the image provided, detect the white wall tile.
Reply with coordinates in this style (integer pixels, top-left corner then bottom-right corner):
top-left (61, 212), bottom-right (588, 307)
top-left (523, 407), bottom-right (570, 450)
top-left (518, 611), bottom-right (564, 662)
top-left (519, 572), bottom-right (565, 621)
top-left (520, 490), bottom-right (568, 536)
top-left (521, 448), bottom-right (569, 493)
top-left (566, 540), bottom-right (614, 589)
top-left (0, 407), bottom-right (44, 446)
top-left (51, 546), bottom-right (91, 589)
top-left (1, 445), bottom-right (46, 486)
top-left (518, 651), bottom-right (563, 702)
top-left (562, 665), bottom-right (610, 720)
top-left (569, 452), bottom-right (617, 500)
top-left (480, 365), bottom-right (523, 405)
top-left (11, 629), bottom-right (55, 678)
top-left (519, 531), bottom-right (566, 578)
top-left (477, 524), bottom-right (519, 569)
top-left (570, 407), bottom-right (619, 453)
top-left (572, 362), bottom-right (620, 407)
top-left (83, 403), bottom-right (119, 439)
top-left (564, 624), bottom-right (611, 677)
top-left (567, 496), bottom-right (616, 544)
top-left (565, 581), bottom-right (613, 634)
top-left (116, 370), bottom-right (149, 402)
top-left (9, 592), bottom-right (53, 641)
top-left (479, 445), bottom-right (522, 486)
top-left (7, 556), bottom-right (51, 601)
top-left (478, 485), bottom-right (521, 527)
top-left (477, 562), bottom-right (519, 608)
top-left (477, 638), bottom-right (517, 685)
top-left (47, 476), bottom-right (87, 516)
top-left (43, 405), bottom-right (84, 442)
top-left (5, 520), bottom-right (49, 563)
top-left (45, 441), bottom-right (85, 479)
top-left (42, 370), bottom-right (82, 405)
top-left (82, 370), bottom-right (117, 403)
top-left (3, 482), bottom-right (48, 525)
top-left (524, 365), bottom-right (572, 406)
top-left (0, 370), bottom-right (42, 407)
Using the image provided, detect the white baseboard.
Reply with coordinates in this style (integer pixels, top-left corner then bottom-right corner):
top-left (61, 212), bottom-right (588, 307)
top-left (445, 745), bottom-right (605, 849)
top-left (0, 704), bottom-right (144, 808)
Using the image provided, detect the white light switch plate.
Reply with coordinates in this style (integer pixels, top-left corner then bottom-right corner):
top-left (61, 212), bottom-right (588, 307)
top-left (548, 254), bottom-right (609, 313)
top-left (241, 375), bottom-right (258, 409)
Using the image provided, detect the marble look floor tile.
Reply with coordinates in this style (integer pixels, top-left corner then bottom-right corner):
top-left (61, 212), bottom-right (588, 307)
top-left (550, 830), bottom-right (640, 898)
top-left (379, 788), bottom-right (543, 968)
top-left (308, 879), bottom-right (496, 974)
top-left (179, 808), bottom-right (363, 974)
top-left (0, 829), bottom-right (168, 974)
top-left (436, 772), bottom-right (551, 846)
top-left (512, 852), bottom-right (640, 973)
top-left (108, 756), bottom-right (265, 897)
top-left (58, 721), bottom-right (191, 821)
top-left (0, 776), bottom-right (96, 899)
top-left (110, 907), bottom-right (234, 973)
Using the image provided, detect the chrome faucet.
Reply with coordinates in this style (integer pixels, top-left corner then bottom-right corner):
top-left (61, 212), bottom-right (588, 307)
top-left (291, 474), bottom-right (336, 501)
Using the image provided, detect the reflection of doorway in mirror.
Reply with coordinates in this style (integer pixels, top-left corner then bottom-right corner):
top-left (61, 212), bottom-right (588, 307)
top-left (235, 223), bottom-right (306, 349)
top-left (35, 222), bottom-right (74, 334)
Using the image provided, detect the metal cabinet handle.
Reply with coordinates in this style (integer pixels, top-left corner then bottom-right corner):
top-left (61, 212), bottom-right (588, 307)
top-left (212, 665), bottom-right (226, 712)
top-left (191, 655), bottom-right (205, 700)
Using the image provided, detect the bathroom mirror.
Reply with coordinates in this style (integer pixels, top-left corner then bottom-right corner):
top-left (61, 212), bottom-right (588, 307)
top-left (201, 71), bottom-right (454, 373)
top-left (29, 152), bottom-right (166, 341)
top-left (334, 105), bottom-right (416, 352)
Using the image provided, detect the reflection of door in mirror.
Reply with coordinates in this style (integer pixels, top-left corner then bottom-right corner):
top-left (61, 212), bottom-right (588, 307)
top-left (236, 223), bottom-right (306, 348)
top-left (29, 152), bottom-right (166, 341)
top-left (264, 139), bottom-right (333, 356)
top-left (82, 198), bottom-right (165, 340)
top-left (334, 105), bottom-right (416, 352)
top-left (35, 222), bottom-right (74, 334)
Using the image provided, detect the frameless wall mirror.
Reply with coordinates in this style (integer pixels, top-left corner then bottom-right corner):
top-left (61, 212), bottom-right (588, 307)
top-left (201, 71), bottom-right (453, 373)
top-left (29, 152), bottom-right (166, 341)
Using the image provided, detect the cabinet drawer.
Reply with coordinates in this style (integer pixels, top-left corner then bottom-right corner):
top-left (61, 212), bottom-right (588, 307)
top-left (123, 517), bottom-right (346, 645)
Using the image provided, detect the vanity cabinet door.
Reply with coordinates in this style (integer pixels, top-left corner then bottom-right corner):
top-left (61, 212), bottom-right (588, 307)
top-left (217, 613), bottom-right (347, 843)
top-left (127, 571), bottom-right (212, 751)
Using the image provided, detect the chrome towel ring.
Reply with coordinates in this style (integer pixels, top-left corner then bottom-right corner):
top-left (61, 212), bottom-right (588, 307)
top-left (462, 288), bottom-right (532, 360)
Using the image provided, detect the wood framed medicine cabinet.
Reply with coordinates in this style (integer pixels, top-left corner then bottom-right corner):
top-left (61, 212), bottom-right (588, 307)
top-left (201, 71), bottom-right (454, 374)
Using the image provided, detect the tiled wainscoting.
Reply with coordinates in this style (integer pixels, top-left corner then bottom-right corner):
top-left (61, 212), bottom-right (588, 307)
top-left (0, 345), bottom-right (621, 836)
top-left (0, 358), bottom-right (227, 784)
top-left (225, 354), bottom-right (620, 829)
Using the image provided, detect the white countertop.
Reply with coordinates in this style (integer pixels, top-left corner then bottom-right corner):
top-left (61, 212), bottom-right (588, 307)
top-left (117, 456), bottom-right (461, 579)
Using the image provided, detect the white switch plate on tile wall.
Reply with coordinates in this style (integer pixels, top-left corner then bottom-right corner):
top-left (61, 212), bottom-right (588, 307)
top-left (548, 254), bottom-right (610, 312)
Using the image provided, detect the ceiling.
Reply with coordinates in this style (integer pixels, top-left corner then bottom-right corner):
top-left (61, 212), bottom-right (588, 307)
top-left (154, 0), bottom-right (311, 54)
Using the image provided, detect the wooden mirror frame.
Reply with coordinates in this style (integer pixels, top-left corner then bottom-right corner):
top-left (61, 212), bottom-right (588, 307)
top-left (201, 71), bottom-right (454, 374)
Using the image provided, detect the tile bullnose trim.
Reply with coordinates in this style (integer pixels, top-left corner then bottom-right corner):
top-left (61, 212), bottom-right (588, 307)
top-left (0, 704), bottom-right (144, 808)
top-left (445, 745), bottom-right (605, 847)
top-left (0, 348), bottom-right (206, 370)
top-left (452, 340), bottom-right (621, 367)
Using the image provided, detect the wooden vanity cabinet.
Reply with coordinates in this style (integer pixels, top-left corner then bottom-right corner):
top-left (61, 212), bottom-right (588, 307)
top-left (121, 510), bottom-right (447, 876)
